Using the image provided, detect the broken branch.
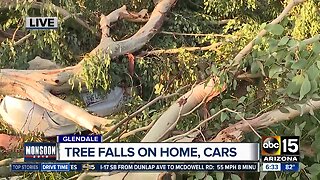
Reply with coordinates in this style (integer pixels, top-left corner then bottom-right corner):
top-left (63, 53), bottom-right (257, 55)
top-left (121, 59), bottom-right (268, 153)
top-left (211, 99), bottom-right (320, 142)
top-left (142, 78), bottom-right (226, 142)
top-left (143, 42), bottom-right (222, 56)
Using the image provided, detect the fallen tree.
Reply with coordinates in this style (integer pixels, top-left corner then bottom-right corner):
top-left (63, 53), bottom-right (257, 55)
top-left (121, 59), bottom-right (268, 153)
top-left (0, 0), bottom-right (178, 133)
top-left (1, 0), bottom-right (320, 179)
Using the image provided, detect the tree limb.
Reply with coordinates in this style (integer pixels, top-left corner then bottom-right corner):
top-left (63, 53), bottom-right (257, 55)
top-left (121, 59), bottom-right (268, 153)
top-left (232, 0), bottom-right (306, 68)
top-left (288, 34), bottom-right (320, 51)
top-left (89, 0), bottom-right (178, 58)
top-left (13, 33), bottom-right (31, 46)
top-left (211, 99), bottom-right (320, 142)
top-left (159, 31), bottom-right (231, 37)
top-left (142, 78), bottom-right (226, 142)
top-left (142, 42), bottom-right (222, 56)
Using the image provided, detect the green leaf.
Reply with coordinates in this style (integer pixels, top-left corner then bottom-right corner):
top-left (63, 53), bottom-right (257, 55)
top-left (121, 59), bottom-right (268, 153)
top-left (216, 172), bottom-right (224, 180)
top-left (317, 61), bottom-right (320, 69)
top-left (309, 107), bottom-right (315, 116)
top-left (231, 174), bottom-right (241, 180)
top-left (293, 74), bottom-right (305, 85)
top-left (293, 174), bottom-right (300, 180)
top-left (291, 59), bottom-right (308, 69)
top-left (220, 112), bottom-right (228, 122)
top-left (308, 127), bottom-right (319, 136)
top-left (254, 36), bottom-right (262, 45)
top-left (233, 79), bottom-right (237, 90)
top-left (299, 121), bottom-right (306, 130)
top-left (211, 64), bottom-right (218, 75)
top-left (256, 61), bottom-right (266, 76)
top-left (265, 24), bottom-right (284, 35)
top-left (300, 162), bottom-right (306, 169)
top-left (299, 50), bottom-right (310, 59)
top-left (275, 51), bottom-right (288, 62)
top-left (287, 74), bottom-right (304, 95)
top-left (285, 54), bottom-right (293, 67)
top-left (288, 39), bottom-right (299, 49)
top-left (269, 64), bottom-right (282, 78)
top-left (312, 131), bottom-right (320, 151)
top-left (210, 108), bottom-right (216, 115)
top-left (278, 36), bottom-right (290, 46)
top-left (312, 41), bottom-right (320, 54)
top-left (299, 41), bottom-right (307, 50)
top-left (205, 175), bottom-right (213, 180)
top-left (195, 172), bottom-right (206, 179)
top-left (300, 75), bottom-right (311, 100)
top-left (307, 164), bottom-right (320, 177)
top-left (294, 123), bottom-right (301, 136)
top-left (310, 79), bottom-right (318, 94)
top-left (260, 23), bottom-right (267, 30)
top-left (307, 65), bottom-right (319, 80)
top-left (251, 61), bottom-right (259, 74)
top-left (294, 104), bottom-right (304, 116)
top-left (238, 96), bottom-right (246, 103)
top-left (265, 57), bottom-right (275, 66)
top-left (259, 172), bottom-right (267, 180)
top-left (235, 113), bottom-right (243, 120)
top-left (267, 38), bottom-right (278, 48)
top-left (222, 99), bottom-right (234, 106)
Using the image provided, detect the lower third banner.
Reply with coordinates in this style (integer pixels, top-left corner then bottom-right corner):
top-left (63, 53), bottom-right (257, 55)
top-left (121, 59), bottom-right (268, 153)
top-left (11, 162), bottom-right (259, 172)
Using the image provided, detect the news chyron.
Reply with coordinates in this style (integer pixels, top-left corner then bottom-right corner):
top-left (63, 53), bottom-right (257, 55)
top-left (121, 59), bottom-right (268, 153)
top-left (261, 136), bottom-right (300, 172)
top-left (25, 17), bottom-right (58, 30)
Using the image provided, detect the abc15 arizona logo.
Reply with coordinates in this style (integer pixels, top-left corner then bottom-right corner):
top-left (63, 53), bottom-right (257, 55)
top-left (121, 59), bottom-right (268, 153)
top-left (261, 136), bottom-right (299, 156)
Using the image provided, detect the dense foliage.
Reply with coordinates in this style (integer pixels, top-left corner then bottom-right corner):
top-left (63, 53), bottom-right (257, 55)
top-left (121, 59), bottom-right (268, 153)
top-left (1, 0), bottom-right (320, 179)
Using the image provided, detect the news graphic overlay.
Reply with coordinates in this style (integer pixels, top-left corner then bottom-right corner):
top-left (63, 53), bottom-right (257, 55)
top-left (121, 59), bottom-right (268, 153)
top-left (11, 162), bottom-right (260, 172)
top-left (261, 136), bottom-right (300, 172)
top-left (55, 140), bottom-right (260, 172)
top-left (24, 142), bottom-right (56, 161)
top-left (57, 135), bottom-right (102, 143)
top-left (14, 135), bottom-right (261, 172)
top-left (25, 17), bottom-right (58, 30)
top-left (56, 142), bottom-right (259, 162)
top-left (23, 135), bottom-right (101, 162)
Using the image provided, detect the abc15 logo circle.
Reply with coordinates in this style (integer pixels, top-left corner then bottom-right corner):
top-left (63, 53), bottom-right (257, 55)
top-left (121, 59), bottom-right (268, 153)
top-left (261, 136), bottom-right (299, 156)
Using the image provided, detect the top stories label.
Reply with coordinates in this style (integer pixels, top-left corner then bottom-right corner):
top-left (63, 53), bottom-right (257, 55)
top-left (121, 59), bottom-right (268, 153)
top-left (261, 136), bottom-right (299, 162)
